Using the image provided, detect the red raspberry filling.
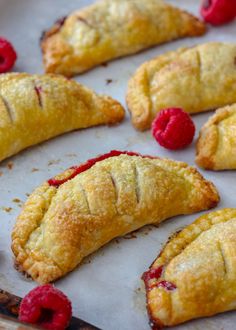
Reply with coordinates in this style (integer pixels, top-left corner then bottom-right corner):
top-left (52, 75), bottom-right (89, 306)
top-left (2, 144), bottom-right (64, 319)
top-left (156, 280), bottom-right (176, 291)
top-left (142, 266), bottom-right (164, 290)
top-left (19, 285), bottom-right (72, 330)
top-left (142, 266), bottom-right (176, 292)
top-left (152, 108), bottom-right (195, 150)
top-left (48, 150), bottom-right (156, 187)
top-left (0, 37), bottom-right (17, 73)
top-left (200, 0), bottom-right (236, 25)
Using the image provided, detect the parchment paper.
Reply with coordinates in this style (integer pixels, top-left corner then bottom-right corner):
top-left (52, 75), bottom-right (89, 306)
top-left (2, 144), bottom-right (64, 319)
top-left (0, 0), bottom-right (236, 329)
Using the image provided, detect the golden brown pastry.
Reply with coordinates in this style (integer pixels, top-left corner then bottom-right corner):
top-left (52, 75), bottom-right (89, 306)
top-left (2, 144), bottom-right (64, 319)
top-left (196, 104), bottom-right (236, 170)
top-left (127, 42), bottom-right (236, 130)
top-left (0, 73), bottom-right (124, 162)
top-left (41, 0), bottom-right (206, 77)
top-left (11, 151), bottom-right (219, 284)
top-left (143, 208), bottom-right (236, 328)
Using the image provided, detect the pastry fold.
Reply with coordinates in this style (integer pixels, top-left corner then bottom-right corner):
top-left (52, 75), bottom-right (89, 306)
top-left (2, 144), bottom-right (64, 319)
top-left (143, 208), bottom-right (236, 328)
top-left (41, 0), bottom-right (206, 76)
top-left (0, 73), bottom-right (124, 162)
top-left (12, 152), bottom-right (219, 284)
top-left (127, 42), bottom-right (236, 130)
top-left (196, 104), bottom-right (236, 170)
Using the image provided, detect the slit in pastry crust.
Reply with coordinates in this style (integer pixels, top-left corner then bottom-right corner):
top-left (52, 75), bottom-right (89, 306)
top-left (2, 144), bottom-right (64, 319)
top-left (12, 152), bottom-right (219, 284)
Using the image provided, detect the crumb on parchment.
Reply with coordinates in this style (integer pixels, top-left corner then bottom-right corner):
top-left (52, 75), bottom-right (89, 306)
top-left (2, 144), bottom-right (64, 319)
top-left (12, 198), bottom-right (21, 203)
top-left (48, 159), bottom-right (61, 166)
top-left (7, 162), bottom-right (14, 170)
top-left (1, 207), bottom-right (13, 213)
top-left (106, 79), bottom-right (113, 85)
top-left (65, 153), bottom-right (77, 158)
top-left (31, 168), bottom-right (39, 172)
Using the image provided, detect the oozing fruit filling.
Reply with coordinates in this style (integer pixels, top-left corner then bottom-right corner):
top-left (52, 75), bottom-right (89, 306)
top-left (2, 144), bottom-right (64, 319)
top-left (142, 266), bottom-right (176, 291)
top-left (48, 150), bottom-right (156, 187)
top-left (142, 266), bottom-right (164, 287)
top-left (156, 281), bottom-right (176, 291)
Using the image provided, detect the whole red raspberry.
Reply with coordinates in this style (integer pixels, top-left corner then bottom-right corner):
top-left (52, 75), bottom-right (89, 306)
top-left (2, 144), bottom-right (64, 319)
top-left (19, 285), bottom-right (72, 330)
top-left (151, 108), bottom-right (195, 150)
top-left (200, 0), bottom-right (236, 25)
top-left (0, 37), bottom-right (17, 73)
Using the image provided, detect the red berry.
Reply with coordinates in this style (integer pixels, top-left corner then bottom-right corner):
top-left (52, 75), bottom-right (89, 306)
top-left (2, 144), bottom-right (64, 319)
top-left (19, 285), bottom-right (72, 330)
top-left (0, 37), bottom-right (17, 73)
top-left (151, 108), bottom-right (195, 150)
top-left (200, 0), bottom-right (236, 26)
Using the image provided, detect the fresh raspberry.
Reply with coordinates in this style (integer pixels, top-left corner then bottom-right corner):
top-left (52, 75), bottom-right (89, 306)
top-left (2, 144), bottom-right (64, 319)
top-left (151, 108), bottom-right (195, 150)
top-left (0, 37), bottom-right (17, 73)
top-left (200, 0), bottom-right (236, 26)
top-left (19, 285), bottom-right (72, 330)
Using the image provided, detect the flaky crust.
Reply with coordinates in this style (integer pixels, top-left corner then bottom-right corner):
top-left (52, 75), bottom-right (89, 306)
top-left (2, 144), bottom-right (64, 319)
top-left (127, 42), bottom-right (236, 130)
top-left (0, 73), bottom-right (124, 162)
top-left (196, 104), bottom-right (236, 170)
top-left (41, 0), bottom-right (206, 77)
top-left (145, 208), bottom-right (236, 328)
top-left (12, 154), bottom-right (219, 284)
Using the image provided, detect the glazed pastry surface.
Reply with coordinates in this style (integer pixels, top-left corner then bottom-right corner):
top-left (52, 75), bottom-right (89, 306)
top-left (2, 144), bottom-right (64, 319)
top-left (11, 153), bottom-right (219, 284)
top-left (41, 0), bottom-right (206, 76)
top-left (0, 73), bottom-right (124, 161)
top-left (143, 208), bottom-right (236, 328)
top-left (196, 104), bottom-right (236, 170)
top-left (127, 42), bottom-right (236, 130)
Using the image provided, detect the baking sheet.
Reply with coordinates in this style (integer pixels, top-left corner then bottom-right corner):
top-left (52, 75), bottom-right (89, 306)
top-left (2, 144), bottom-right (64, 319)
top-left (0, 0), bottom-right (236, 329)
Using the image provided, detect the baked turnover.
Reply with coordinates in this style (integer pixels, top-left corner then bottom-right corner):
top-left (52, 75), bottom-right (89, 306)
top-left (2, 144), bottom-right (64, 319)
top-left (12, 151), bottom-right (219, 284)
top-left (196, 104), bottom-right (236, 170)
top-left (0, 73), bottom-right (124, 162)
top-left (127, 42), bottom-right (236, 130)
top-left (41, 0), bottom-right (206, 76)
top-left (143, 208), bottom-right (236, 328)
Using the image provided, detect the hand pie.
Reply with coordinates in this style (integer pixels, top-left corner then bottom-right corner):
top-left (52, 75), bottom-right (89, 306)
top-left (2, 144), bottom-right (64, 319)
top-left (11, 151), bottom-right (219, 284)
top-left (41, 0), bottom-right (206, 77)
top-left (0, 73), bottom-right (124, 162)
top-left (127, 42), bottom-right (236, 130)
top-left (196, 104), bottom-right (236, 170)
top-left (143, 208), bottom-right (236, 328)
